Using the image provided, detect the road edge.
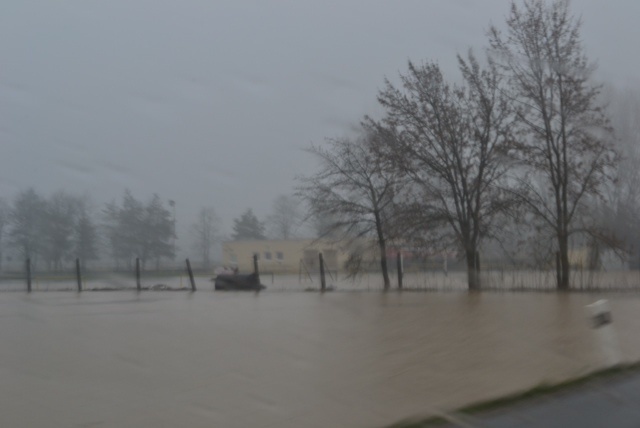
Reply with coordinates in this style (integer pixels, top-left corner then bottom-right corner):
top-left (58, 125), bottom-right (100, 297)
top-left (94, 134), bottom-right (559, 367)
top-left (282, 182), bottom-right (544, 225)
top-left (386, 361), bottom-right (640, 427)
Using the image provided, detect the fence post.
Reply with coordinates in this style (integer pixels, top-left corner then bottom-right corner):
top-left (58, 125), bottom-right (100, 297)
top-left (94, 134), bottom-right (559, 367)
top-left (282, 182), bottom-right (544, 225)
top-left (186, 258), bottom-right (196, 291)
top-left (76, 258), bottom-right (82, 292)
top-left (26, 258), bottom-right (32, 293)
top-left (397, 252), bottom-right (403, 290)
top-left (253, 254), bottom-right (260, 284)
top-left (136, 258), bottom-right (141, 291)
top-left (319, 253), bottom-right (326, 291)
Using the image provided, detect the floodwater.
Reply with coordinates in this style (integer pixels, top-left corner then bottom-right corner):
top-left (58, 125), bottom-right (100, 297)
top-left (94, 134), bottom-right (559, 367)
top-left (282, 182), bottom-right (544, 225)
top-left (2, 291), bottom-right (640, 427)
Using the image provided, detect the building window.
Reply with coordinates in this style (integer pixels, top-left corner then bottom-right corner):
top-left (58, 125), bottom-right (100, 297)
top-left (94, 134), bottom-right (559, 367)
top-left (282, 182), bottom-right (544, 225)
top-left (276, 251), bottom-right (284, 261)
top-left (264, 251), bottom-right (272, 260)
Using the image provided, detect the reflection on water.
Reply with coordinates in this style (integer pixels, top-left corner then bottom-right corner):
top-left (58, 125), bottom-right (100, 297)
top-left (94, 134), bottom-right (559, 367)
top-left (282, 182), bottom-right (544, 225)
top-left (1, 292), bottom-right (640, 427)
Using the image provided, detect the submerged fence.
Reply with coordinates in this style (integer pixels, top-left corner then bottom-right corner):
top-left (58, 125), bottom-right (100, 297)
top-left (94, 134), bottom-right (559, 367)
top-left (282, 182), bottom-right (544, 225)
top-left (0, 258), bottom-right (202, 292)
top-left (2, 255), bottom-right (640, 292)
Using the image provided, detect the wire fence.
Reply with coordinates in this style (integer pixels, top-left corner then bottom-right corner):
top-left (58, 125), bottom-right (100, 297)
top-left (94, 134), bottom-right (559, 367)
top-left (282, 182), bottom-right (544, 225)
top-left (2, 259), bottom-right (640, 292)
top-left (259, 268), bottom-right (640, 292)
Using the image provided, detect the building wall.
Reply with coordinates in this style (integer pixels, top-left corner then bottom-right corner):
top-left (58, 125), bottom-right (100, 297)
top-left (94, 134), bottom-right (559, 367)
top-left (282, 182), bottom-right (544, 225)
top-left (222, 239), bottom-right (368, 274)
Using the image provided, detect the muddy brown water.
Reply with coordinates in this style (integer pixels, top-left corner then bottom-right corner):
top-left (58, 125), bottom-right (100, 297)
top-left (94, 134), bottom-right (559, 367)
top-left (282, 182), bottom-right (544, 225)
top-left (2, 291), bottom-right (640, 427)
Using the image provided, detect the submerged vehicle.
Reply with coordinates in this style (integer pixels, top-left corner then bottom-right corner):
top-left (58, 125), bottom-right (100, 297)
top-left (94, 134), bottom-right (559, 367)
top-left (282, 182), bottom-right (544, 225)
top-left (213, 273), bottom-right (265, 291)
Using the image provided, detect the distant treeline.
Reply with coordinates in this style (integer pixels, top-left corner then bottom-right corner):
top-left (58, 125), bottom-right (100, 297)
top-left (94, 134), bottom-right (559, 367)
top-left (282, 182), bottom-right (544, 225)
top-left (0, 189), bottom-right (174, 272)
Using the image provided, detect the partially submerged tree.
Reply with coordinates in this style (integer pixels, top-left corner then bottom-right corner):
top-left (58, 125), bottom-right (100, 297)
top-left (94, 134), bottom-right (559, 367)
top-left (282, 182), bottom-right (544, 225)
top-left (103, 190), bottom-right (175, 269)
top-left (103, 190), bottom-right (143, 269)
top-left (488, 0), bottom-right (616, 289)
top-left (40, 191), bottom-right (80, 271)
top-left (8, 188), bottom-right (45, 266)
top-left (74, 198), bottom-right (100, 270)
top-left (297, 126), bottom-right (404, 289)
top-left (5, 190), bottom-right (100, 271)
top-left (232, 209), bottom-right (266, 241)
top-left (191, 206), bottom-right (221, 269)
top-left (372, 52), bottom-right (516, 290)
top-left (143, 194), bottom-right (175, 270)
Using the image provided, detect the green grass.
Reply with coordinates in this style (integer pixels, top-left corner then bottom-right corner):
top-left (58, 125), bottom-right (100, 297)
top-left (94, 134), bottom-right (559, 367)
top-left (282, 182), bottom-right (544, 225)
top-left (386, 362), bottom-right (640, 427)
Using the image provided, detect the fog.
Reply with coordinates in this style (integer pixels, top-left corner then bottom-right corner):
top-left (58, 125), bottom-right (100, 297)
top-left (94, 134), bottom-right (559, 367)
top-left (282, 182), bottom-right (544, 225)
top-left (2, 0), bottom-right (639, 253)
top-left (4, 3), bottom-right (640, 426)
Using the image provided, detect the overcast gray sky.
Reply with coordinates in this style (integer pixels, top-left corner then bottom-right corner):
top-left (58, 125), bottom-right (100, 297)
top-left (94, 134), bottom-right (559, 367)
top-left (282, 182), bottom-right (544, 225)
top-left (2, 0), bottom-right (639, 248)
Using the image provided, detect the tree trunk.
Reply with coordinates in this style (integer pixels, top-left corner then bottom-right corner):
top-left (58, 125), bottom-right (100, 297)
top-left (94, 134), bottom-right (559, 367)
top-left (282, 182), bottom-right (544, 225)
top-left (556, 251), bottom-right (561, 289)
top-left (558, 234), bottom-right (570, 290)
top-left (466, 249), bottom-right (480, 291)
top-left (373, 210), bottom-right (390, 290)
top-left (379, 239), bottom-right (390, 290)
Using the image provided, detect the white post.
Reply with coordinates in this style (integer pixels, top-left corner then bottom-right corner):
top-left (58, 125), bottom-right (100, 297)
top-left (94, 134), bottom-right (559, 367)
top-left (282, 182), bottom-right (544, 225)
top-left (585, 299), bottom-right (620, 367)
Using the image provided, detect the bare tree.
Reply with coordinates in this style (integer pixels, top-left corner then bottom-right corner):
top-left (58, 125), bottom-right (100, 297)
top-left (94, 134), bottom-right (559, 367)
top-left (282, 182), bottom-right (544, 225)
top-left (41, 191), bottom-right (80, 271)
top-left (267, 194), bottom-right (302, 240)
top-left (488, 0), bottom-right (616, 289)
top-left (297, 126), bottom-right (404, 289)
top-left (102, 190), bottom-right (174, 270)
top-left (9, 188), bottom-right (45, 266)
top-left (144, 194), bottom-right (176, 270)
top-left (102, 190), bottom-right (143, 269)
top-left (191, 206), bottom-right (221, 269)
top-left (5, 190), bottom-right (100, 271)
top-left (372, 52), bottom-right (515, 290)
top-left (309, 210), bottom-right (343, 240)
top-left (74, 197), bottom-right (100, 270)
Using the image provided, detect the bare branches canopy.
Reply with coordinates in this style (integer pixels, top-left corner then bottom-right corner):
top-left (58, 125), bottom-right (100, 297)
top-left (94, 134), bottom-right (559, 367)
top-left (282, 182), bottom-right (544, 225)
top-left (297, 126), bottom-right (406, 289)
top-left (298, 0), bottom-right (618, 290)
top-left (488, 0), bottom-right (616, 289)
top-left (371, 52), bottom-right (516, 289)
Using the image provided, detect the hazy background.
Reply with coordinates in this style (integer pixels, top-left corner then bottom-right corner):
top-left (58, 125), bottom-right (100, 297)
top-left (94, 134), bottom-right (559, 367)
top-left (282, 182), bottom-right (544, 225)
top-left (2, 0), bottom-right (639, 255)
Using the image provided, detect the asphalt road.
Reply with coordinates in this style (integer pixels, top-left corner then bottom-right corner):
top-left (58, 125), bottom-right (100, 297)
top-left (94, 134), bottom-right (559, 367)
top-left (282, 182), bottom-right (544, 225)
top-left (441, 370), bottom-right (640, 427)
